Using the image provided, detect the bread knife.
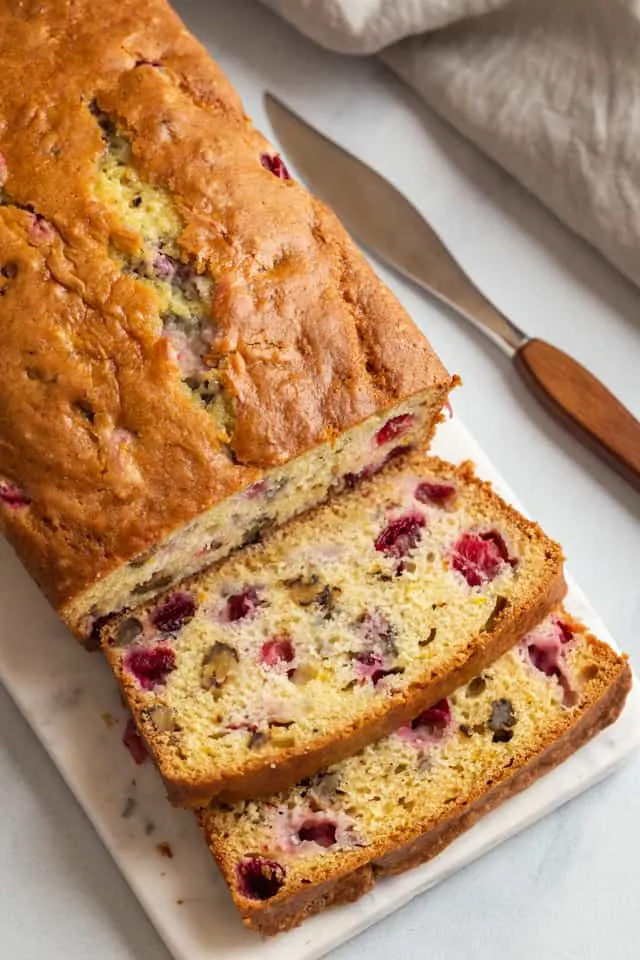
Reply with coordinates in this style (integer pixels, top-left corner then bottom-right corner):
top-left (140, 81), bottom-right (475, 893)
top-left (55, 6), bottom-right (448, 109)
top-left (264, 92), bottom-right (640, 492)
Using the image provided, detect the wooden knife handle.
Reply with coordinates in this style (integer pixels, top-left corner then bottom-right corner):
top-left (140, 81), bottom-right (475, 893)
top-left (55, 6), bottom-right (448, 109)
top-left (514, 338), bottom-right (640, 490)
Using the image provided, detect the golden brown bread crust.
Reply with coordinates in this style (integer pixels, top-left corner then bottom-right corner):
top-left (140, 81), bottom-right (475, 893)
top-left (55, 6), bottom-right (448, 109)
top-left (220, 635), bottom-right (632, 936)
top-left (0, 0), bottom-right (452, 615)
top-left (103, 455), bottom-right (567, 807)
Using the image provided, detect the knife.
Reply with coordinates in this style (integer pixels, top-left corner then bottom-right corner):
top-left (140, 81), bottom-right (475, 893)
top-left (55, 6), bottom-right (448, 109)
top-left (265, 92), bottom-right (640, 492)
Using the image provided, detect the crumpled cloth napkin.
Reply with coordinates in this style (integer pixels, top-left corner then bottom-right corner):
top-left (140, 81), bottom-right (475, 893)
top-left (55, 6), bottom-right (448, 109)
top-left (261, 0), bottom-right (640, 290)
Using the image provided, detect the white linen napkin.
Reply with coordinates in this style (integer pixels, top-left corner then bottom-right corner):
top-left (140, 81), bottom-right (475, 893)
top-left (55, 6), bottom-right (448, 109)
top-left (261, 0), bottom-right (640, 290)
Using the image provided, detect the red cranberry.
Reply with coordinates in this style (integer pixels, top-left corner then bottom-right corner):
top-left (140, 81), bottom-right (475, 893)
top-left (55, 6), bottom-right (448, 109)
top-left (353, 650), bottom-right (389, 686)
top-left (343, 462), bottom-right (377, 489)
top-left (122, 718), bottom-right (148, 764)
top-left (481, 530), bottom-right (514, 564)
top-left (227, 721), bottom-right (258, 733)
top-left (343, 445), bottom-right (412, 489)
top-left (451, 530), bottom-right (516, 587)
top-left (260, 153), bottom-right (291, 180)
top-left (150, 592), bottom-right (196, 633)
top-left (414, 481), bottom-right (456, 506)
top-left (243, 479), bottom-right (269, 500)
top-left (227, 587), bottom-right (261, 622)
top-left (398, 697), bottom-right (452, 744)
top-left (260, 636), bottom-right (295, 667)
top-left (375, 512), bottom-right (425, 559)
top-left (524, 620), bottom-right (577, 705)
top-left (0, 481), bottom-right (30, 509)
top-left (298, 820), bottom-right (337, 847)
top-left (384, 444), bottom-right (413, 465)
top-left (375, 414), bottom-right (415, 446)
top-left (125, 646), bottom-right (176, 690)
top-left (411, 698), bottom-right (451, 734)
top-left (528, 642), bottom-right (558, 677)
top-left (236, 856), bottom-right (286, 901)
top-left (524, 619), bottom-right (574, 678)
top-left (354, 650), bottom-right (383, 670)
top-left (556, 619), bottom-right (574, 643)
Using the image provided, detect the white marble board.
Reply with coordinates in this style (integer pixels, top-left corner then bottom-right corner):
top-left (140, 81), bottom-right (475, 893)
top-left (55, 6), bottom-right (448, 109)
top-left (0, 413), bottom-right (638, 960)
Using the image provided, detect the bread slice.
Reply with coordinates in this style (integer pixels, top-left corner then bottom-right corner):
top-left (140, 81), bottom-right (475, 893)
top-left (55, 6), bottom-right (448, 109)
top-left (102, 454), bottom-right (565, 806)
top-left (74, 392), bottom-right (453, 645)
top-left (199, 611), bottom-right (631, 935)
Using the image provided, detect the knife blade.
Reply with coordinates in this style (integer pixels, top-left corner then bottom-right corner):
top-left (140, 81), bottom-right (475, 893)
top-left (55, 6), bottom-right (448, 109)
top-left (264, 92), bottom-right (640, 491)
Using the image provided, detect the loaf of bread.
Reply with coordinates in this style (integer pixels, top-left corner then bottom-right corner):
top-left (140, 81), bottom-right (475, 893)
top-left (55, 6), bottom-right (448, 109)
top-left (0, 0), bottom-right (454, 641)
top-left (102, 455), bottom-right (565, 806)
top-left (199, 611), bottom-right (631, 935)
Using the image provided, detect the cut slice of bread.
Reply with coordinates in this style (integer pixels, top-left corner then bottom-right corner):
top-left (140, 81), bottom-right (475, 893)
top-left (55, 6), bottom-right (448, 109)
top-left (102, 455), bottom-right (566, 806)
top-left (199, 611), bottom-right (631, 935)
top-left (75, 393), bottom-right (451, 644)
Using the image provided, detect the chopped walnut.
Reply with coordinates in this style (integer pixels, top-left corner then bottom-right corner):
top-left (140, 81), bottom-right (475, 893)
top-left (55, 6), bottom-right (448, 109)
top-left (201, 642), bottom-right (238, 694)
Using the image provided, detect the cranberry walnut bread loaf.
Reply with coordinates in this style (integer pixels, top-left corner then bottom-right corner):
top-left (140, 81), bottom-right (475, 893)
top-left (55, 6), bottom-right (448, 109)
top-left (102, 455), bottom-right (566, 806)
top-left (0, 0), bottom-right (455, 642)
top-left (199, 612), bottom-right (631, 936)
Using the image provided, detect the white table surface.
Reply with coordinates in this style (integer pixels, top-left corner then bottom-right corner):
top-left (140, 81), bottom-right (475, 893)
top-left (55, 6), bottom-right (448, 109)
top-left (1, 1), bottom-right (639, 957)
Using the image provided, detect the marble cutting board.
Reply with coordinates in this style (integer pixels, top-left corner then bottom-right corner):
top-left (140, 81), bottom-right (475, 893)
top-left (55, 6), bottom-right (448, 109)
top-left (0, 413), bottom-right (638, 960)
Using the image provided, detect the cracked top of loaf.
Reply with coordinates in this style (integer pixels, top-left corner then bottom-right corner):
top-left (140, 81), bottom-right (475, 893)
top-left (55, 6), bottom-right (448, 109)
top-left (0, 0), bottom-right (452, 613)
